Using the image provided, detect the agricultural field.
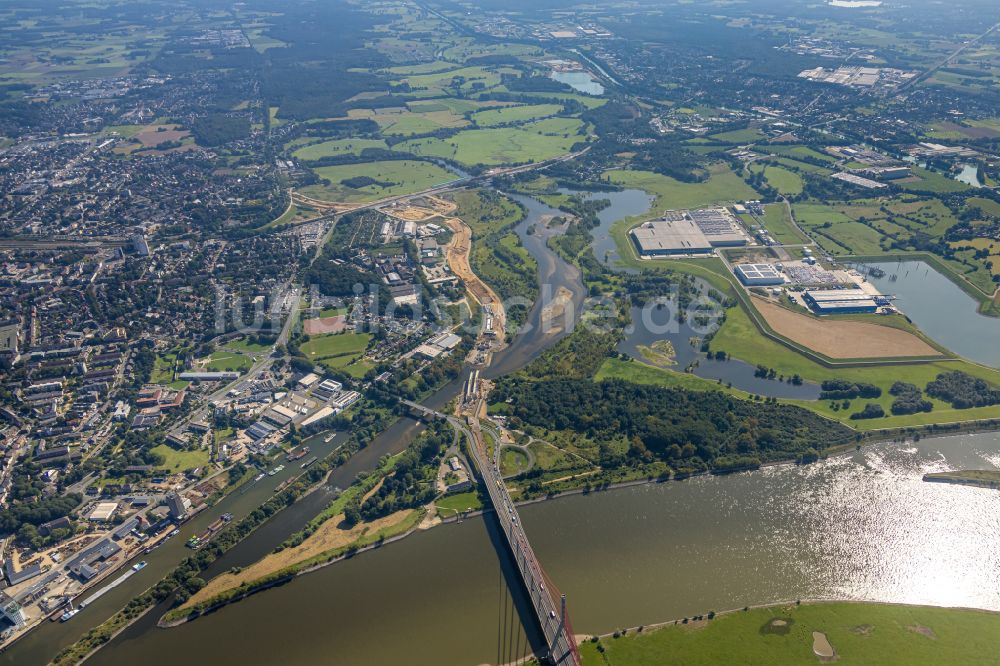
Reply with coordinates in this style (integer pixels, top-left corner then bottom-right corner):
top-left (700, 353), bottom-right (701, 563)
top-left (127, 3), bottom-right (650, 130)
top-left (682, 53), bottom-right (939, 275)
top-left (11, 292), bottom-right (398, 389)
top-left (608, 163), bottom-right (759, 212)
top-left (581, 602), bottom-right (1000, 666)
top-left (708, 127), bottom-right (766, 143)
top-left (345, 107), bottom-right (469, 135)
top-left (299, 160), bottom-right (457, 203)
top-left (395, 65), bottom-right (504, 94)
top-left (397, 118), bottom-right (586, 167)
top-left (760, 204), bottom-right (810, 244)
top-left (291, 138), bottom-right (387, 161)
top-left (470, 103), bottom-right (563, 127)
top-left (898, 167), bottom-right (970, 194)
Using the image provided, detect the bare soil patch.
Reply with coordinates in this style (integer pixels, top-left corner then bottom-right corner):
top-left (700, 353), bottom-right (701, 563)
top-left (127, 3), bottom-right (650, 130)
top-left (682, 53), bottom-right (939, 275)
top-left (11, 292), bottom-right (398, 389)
top-left (753, 297), bottom-right (941, 359)
top-left (304, 315), bottom-right (347, 335)
top-left (135, 124), bottom-right (190, 147)
top-left (907, 624), bottom-right (937, 639)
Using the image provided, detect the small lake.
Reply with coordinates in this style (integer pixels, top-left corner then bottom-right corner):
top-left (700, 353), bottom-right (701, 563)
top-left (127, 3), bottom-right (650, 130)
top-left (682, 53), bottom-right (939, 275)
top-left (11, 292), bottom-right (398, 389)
top-left (955, 163), bottom-right (982, 187)
top-left (557, 186), bottom-right (654, 273)
top-left (857, 259), bottom-right (1000, 367)
top-left (550, 71), bottom-right (604, 96)
top-left (618, 304), bottom-right (823, 399)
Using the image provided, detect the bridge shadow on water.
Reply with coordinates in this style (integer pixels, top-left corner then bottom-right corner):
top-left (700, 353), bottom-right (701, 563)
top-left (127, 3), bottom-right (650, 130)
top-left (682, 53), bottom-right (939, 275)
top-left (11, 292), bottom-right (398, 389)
top-left (483, 509), bottom-right (549, 666)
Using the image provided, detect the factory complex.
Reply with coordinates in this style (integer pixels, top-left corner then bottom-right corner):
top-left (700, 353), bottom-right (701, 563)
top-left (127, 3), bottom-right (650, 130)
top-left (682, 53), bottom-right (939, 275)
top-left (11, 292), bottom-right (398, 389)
top-left (631, 208), bottom-right (749, 256)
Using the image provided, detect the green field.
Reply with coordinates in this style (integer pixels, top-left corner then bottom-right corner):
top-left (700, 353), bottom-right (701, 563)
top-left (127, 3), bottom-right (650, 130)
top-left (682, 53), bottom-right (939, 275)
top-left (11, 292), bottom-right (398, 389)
top-left (301, 332), bottom-right (371, 359)
top-left (434, 491), bottom-right (483, 518)
top-left (227, 338), bottom-right (271, 354)
top-left (470, 103), bottom-right (563, 127)
top-left (397, 118), bottom-right (585, 166)
top-left (607, 164), bottom-right (759, 211)
top-left (291, 138), bottom-right (387, 160)
top-left (581, 602), bottom-right (1000, 666)
top-left (709, 127), bottom-right (766, 143)
top-left (205, 351), bottom-right (252, 372)
top-left (150, 444), bottom-right (210, 473)
top-left (760, 144), bottom-right (837, 164)
top-left (752, 164), bottom-right (804, 196)
top-left (151, 352), bottom-right (179, 384)
top-left (761, 204), bottom-right (810, 244)
top-left (900, 167), bottom-right (971, 194)
top-left (707, 302), bottom-right (1000, 428)
top-left (397, 65), bottom-right (502, 93)
top-left (300, 160), bottom-right (456, 203)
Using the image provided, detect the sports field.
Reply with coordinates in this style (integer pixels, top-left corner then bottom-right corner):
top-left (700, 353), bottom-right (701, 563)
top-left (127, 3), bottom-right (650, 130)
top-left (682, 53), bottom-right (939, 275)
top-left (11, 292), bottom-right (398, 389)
top-left (299, 160), bottom-right (456, 203)
top-left (300, 332), bottom-right (371, 358)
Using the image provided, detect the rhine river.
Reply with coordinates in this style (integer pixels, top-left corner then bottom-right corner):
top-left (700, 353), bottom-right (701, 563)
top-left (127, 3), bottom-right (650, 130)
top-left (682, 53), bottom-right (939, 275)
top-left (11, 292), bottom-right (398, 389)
top-left (85, 432), bottom-right (1000, 666)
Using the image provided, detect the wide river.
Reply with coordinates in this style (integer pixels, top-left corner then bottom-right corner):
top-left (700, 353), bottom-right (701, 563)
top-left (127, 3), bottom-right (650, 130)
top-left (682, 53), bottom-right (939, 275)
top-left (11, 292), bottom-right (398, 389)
top-left (85, 432), bottom-right (1000, 666)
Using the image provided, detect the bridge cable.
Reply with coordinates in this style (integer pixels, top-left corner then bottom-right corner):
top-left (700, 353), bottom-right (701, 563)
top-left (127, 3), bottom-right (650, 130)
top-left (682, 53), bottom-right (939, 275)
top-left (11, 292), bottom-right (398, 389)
top-left (498, 569), bottom-right (506, 666)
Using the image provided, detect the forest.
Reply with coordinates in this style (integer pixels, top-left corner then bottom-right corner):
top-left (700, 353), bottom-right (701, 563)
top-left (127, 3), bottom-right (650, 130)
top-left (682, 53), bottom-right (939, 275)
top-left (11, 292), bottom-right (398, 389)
top-left (493, 378), bottom-right (855, 473)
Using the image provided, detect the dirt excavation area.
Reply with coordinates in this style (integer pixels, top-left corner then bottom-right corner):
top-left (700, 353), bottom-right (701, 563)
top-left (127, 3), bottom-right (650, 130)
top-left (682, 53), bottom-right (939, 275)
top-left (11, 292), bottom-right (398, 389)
top-left (753, 297), bottom-right (942, 359)
top-left (181, 509), bottom-right (414, 610)
top-left (444, 216), bottom-right (506, 338)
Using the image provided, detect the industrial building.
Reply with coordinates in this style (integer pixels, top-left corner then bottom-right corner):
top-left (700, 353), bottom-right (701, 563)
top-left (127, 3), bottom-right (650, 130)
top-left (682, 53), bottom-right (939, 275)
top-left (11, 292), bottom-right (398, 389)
top-left (178, 371), bottom-right (240, 382)
top-left (631, 208), bottom-right (748, 257)
top-left (803, 288), bottom-right (888, 314)
top-left (735, 263), bottom-right (785, 286)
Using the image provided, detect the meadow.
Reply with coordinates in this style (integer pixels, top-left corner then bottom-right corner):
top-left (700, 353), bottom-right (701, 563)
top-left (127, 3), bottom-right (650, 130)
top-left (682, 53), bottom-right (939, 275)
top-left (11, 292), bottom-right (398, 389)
top-left (299, 160), bottom-right (457, 203)
top-left (581, 602), bottom-right (1000, 666)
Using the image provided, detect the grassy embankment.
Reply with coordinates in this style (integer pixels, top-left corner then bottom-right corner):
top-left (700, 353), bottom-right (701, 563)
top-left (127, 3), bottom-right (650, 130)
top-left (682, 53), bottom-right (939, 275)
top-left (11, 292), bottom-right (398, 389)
top-left (165, 453), bottom-right (423, 622)
top-left (580, 601), bottom-right (1000, 665)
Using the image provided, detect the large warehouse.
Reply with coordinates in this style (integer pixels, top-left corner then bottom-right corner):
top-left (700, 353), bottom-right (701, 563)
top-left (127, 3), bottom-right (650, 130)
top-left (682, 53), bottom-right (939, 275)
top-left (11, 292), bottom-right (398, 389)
top-left (735, 263), bottom-right (785, 286)
top-left (803, 288), bottom-right (885, 314)
top-left (631, 208), bottom-right (748, 257)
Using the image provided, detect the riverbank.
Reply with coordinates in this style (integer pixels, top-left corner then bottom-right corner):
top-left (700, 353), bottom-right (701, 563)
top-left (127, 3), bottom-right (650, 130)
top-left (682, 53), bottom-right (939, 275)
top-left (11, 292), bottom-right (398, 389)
top-left (153, 427), bottom-right (919, 629)
top-left (579, 600), bottom-right (1000, 665)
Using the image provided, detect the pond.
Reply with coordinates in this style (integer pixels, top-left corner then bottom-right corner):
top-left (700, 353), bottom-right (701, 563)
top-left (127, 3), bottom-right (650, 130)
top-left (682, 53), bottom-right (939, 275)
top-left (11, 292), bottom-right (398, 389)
top-left (856, 259), bottom-right (1000, 367)
top-left (954, 163), bottom-right (982, 187)
top-left (550, 71), bottom-right (604, 96)
top-left (557, 186), bottom-right (654, 273)
top-left (617, 304), bottom-right (823, 399)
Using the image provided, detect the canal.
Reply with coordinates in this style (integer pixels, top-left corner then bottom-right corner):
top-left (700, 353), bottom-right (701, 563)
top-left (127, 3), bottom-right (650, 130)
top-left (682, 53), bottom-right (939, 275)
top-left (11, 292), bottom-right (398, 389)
top-left (85, 432), bottom-right (1000, 666)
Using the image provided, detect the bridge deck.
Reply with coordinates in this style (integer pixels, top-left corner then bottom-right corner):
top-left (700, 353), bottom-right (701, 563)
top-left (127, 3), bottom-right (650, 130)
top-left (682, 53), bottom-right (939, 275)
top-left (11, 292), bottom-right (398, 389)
top-left (460, 415), bottom-right (580, 665)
